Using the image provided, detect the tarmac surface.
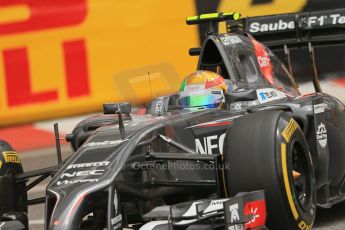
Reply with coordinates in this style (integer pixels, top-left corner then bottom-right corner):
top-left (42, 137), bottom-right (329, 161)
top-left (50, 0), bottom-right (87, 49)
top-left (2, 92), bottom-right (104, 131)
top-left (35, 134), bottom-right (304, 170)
top-left (20, 146), bottom-right (345, 230)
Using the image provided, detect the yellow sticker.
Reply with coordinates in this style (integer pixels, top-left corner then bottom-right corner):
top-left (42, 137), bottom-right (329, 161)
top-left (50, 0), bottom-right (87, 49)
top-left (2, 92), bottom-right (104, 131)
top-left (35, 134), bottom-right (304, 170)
top-left (282, 119), bottom-right (298, 143)
top-left (2, 151), bottom-right (21, 164)
top-left (298, 220), bottom-right (311, 230)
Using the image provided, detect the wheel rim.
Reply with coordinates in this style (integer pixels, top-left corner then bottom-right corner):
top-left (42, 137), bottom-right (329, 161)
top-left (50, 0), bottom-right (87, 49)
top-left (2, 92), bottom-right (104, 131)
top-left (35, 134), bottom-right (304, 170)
top-left (289, 140), bottom-right (313, 212)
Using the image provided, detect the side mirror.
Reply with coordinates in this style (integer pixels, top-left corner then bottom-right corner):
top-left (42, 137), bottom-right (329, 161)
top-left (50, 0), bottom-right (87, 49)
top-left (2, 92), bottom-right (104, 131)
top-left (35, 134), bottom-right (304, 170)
top-left (103, 102), bottom-right (131, 116)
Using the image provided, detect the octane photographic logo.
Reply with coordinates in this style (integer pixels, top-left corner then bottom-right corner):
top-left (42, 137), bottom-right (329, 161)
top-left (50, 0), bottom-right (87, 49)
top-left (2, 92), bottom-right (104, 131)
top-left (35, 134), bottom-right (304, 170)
top-left (316, 123), bottom-right (327, 148)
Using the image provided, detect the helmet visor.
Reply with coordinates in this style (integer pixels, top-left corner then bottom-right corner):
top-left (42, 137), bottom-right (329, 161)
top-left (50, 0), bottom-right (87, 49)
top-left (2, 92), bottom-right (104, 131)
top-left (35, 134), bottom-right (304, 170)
top-left (179, 89), bottom-right (224, 108)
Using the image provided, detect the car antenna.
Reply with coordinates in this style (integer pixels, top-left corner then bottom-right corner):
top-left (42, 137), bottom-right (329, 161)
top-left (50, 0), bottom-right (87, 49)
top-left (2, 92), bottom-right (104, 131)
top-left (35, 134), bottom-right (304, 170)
top-left (117, 108), bottom-right (126, 140)
top-left (148, 71), bottom-right (153, 100)
top-left (308, 42), bottom-right (323, 93)
top-left (284, 45), bottom-right (293, 76)
top-left (284, 45), bottom-right (299, 90)
top-left (54, 123), bottom-right (63, 164)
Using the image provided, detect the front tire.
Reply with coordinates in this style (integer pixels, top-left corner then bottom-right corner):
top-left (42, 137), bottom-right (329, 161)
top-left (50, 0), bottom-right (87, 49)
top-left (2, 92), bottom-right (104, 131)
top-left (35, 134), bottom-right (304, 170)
top-left (0, 140), bottom-right (27, 225)
top-left (223, 111), bottom-right (316, 230)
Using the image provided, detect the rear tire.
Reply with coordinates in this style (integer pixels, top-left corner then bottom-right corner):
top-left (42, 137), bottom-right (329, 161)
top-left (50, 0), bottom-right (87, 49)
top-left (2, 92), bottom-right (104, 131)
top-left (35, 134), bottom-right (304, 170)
top-left (223, 111), bottom-right (316, 230)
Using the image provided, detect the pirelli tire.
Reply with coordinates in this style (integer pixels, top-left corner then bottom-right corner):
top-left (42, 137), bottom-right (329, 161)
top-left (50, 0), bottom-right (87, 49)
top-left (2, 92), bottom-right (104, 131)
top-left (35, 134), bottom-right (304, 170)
top-left (223, 111), bottom-right (316, 230)
top-left (0, 140), bottom-right (27, 217)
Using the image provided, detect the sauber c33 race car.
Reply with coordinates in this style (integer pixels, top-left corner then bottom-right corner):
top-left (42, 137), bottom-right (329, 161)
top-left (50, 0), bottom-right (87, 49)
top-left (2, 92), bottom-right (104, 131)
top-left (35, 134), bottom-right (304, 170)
top-left (1, 8), bottom-right (345, 230)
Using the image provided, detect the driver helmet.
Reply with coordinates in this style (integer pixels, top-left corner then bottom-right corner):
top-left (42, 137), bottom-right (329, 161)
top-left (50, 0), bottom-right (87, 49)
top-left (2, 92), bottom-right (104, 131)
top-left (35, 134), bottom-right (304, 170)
top-left (178, 70), bottom-right (229, 109)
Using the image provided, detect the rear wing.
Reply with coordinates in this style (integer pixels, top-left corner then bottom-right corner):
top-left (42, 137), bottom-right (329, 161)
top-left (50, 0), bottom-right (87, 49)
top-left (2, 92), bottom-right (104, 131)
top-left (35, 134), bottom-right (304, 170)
top-left (187, 9), bottom-right (345, 92)
top-left (228, 8), bottom-right (345, 50)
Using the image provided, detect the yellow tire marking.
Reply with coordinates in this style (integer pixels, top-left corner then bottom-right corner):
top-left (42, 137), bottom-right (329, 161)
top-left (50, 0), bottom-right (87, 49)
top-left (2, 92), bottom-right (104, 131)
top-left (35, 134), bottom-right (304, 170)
top-left (282, 119), bottom-right (298, 143)
top-left (281, 143), bottom-right (299, 220)
top-left (221, 154), bottom-right (228, 197)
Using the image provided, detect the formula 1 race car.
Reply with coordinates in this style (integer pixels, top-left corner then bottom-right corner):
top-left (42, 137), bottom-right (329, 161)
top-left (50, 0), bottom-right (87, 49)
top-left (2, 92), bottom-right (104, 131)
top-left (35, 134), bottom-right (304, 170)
top-left (1, 8), bottom-right (345, 230)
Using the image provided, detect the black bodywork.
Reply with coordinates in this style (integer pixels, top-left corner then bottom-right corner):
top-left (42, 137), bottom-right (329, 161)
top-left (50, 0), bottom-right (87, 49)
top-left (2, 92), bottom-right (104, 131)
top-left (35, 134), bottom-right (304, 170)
top-left (1, 9), bottom-right (345, 230)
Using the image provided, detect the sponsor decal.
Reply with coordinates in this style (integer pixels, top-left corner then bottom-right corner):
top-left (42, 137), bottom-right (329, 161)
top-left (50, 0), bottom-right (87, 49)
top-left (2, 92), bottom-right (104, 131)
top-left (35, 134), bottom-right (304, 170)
top-left (195, 133), bottom-right (226, 154)
top-left (111, 214), bottom-right (122, 230)
top-left (329, 14), bottom-right (345, 25)
top-left (316, 123), bottom-right (327, 148)
top-left (57, 178), bottom-right (99, 186)
top-left (225, 198), bottom-right (245, 230)
top-left (313, 103), bottom-right (325, 114)
top-left (67, 161), bottom-right (110, 169)
top-left (155, 100), bottom-right (163, 115)
top-left (203, 199), bottom-right (229, 214)
top-left (256, 88), bottom-right (286, 104)
top-left (244, 200), bottom-right (266, 229)
top-left (60, 169), bottom-right (104, 179)
top-left (249, 20), bottom-right (295, 33)
top-left (304, 13), bottom-right (345, 27)
top-left (232, 103), bottom-right (242, 111)
top-left (114, 189), bottom-right (119, 213)
top-left (228, 224), bottom-right (244, 230)
top-left (184, 84), bottom-right (204, 92)
top-left (282, 119), bottom-right (298, 143)
top-left (249, 12), bottom-right (345, 34)
top-left (298, 220), bottom-right (311, 230)
top-left (2, 151), bottom-right (20, 164)
top-left (257, 49), bottom-right (270, 68)
top-left (229, 203), bottom-right (240, 223)
top-left (251, 38), bottom-right (273, 84)
top-left (83, 139), bottom-right (128, 148)
top-left (57, 169), bottom-right (104, 185)
top-left (220, 35), bottom-right (242, 46)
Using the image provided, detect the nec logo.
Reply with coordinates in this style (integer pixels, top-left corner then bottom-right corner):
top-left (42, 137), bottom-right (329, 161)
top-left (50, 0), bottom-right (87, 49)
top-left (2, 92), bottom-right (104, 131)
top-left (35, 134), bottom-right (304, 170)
top-left (195, 133), bottom-right (226, 154)
top-left (60, 169), bottom-right (104, 179)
